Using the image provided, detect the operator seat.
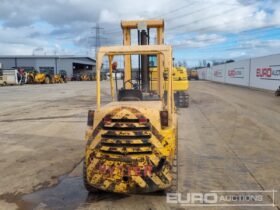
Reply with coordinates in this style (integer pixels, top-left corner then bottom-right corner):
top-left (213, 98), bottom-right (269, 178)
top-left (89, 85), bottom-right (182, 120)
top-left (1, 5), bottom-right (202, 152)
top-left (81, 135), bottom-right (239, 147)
top-left (118, 89), bottom-right (143, 101)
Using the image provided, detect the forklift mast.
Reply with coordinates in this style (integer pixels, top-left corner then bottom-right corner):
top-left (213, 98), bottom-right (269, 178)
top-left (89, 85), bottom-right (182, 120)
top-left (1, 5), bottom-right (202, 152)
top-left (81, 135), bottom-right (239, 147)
top-left (121, 20), bottom-right (164, 95)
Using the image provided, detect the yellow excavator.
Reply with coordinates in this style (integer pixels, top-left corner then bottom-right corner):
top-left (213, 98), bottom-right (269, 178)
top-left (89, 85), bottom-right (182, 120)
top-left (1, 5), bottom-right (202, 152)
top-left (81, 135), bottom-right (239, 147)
top-left (83, 20), bottom-right (178, 194)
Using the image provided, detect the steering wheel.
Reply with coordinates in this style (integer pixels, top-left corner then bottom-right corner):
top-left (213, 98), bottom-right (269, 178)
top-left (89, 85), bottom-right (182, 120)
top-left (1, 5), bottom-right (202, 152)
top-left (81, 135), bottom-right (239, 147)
top-left (124, 80), bottom-right (135, 89)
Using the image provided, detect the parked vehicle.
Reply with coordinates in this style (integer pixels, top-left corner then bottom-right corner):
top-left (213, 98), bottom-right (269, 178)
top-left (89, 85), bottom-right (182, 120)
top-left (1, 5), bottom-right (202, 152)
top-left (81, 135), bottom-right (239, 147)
top-left (71, 74), bottom-right (81, 81)
top-left (53, 70), bottom-right (67, 83)
top-left (84, 19), bottom-right (178, 194)
top-left (188, 69), bottom-right (199, 80)
top-left (21, 67), bottom-right (38, 84)
top-left (150, 57), bottom-right (190, 107)
top-left (0, 69), bottom-right (20, 86)
top-left (58, 70), bottom-right (68, 83)
top-left (81, 73), bottom-right (91, 81)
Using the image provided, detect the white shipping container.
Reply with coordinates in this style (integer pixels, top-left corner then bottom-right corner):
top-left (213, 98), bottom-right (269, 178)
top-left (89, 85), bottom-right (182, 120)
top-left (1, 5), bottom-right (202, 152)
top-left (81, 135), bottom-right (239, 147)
top-left (197, 67), bottom-right (208, 80)
top-left (193, 53), bottom-right (280, 91)
top-left (250, 54), bottom-right (280, 90)
top-left (206, 67), bottom-right (212, 80)
top-left (197, 68), bottom-right (202, 79)
top-left (212, 64), bottom-right (225, 83)
top-left (225, 60), bottom-right (250, 87)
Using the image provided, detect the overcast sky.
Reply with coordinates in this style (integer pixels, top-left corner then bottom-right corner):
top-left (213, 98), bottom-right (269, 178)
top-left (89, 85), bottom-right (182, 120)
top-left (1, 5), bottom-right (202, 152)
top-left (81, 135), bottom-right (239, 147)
top-left (0, 0), bottom-right (280, 66)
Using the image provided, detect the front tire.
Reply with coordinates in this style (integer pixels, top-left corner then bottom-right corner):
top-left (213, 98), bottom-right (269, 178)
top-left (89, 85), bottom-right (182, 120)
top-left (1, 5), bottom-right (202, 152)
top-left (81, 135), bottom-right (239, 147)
top-left (27, 76), bottom-right (33, 84)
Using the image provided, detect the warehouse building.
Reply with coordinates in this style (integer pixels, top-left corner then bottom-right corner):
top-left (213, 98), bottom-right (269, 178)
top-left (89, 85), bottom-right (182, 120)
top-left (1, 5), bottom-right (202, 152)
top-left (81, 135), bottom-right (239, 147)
top-left (0, 55), bottom-right (96, 77)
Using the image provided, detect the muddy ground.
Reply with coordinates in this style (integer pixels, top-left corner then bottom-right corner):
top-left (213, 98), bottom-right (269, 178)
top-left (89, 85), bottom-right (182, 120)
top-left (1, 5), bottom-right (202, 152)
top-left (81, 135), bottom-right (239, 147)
top-left (0, 81), bottom-right (279, 210)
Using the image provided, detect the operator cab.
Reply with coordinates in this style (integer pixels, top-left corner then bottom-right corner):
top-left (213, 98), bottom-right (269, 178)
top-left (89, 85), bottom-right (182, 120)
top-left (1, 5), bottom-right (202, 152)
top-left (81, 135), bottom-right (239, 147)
top-left (116, 79), bottom-right (161, 101)
top-left (110, 54), bottom-right (162, 102)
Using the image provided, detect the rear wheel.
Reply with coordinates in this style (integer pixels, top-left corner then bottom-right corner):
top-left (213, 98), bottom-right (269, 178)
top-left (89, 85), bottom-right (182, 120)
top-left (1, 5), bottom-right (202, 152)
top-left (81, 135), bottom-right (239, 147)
top-left (175, 91), bottom-right (189, 108)
top-left (275, 88), bottom-right (280, 96)
top-left (165, 156), bottom-right (178, 193)
top-left (166, 126), bottom-right (179, 194)
top-left (83, 160), bottom-right (100, 193)
top-left (27, 76), bottom-right (33, 84)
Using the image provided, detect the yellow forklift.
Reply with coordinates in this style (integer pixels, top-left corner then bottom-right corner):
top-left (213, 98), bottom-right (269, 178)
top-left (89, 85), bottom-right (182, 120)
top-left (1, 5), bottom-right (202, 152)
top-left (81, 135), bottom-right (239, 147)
top-left (83, 20), bottom-right (178, 194)
top-left (149, 57), bottom-right (189, 107)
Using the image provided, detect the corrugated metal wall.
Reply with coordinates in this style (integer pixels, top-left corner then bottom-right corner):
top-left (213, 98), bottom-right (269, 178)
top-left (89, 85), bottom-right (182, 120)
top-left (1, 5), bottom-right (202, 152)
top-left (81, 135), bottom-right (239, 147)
top-left (0, 57), bottom-right (96, 77)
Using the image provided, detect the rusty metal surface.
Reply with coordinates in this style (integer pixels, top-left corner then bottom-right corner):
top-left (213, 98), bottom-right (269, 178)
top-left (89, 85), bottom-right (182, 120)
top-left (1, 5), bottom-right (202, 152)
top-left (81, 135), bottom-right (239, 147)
top-left (85, 106), bottom-right (176, 193)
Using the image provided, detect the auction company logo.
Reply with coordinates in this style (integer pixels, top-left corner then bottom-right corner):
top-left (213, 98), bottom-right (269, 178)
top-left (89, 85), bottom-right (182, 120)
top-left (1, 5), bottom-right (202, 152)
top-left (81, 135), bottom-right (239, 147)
top-left (256, 65), bottom-right (280, 80)
top-left (167, 190), bottom-right (277, 207)
top-left (228, 67), bottom-right (244, 78)
top-left (214, 69), bottom-right (223, 77)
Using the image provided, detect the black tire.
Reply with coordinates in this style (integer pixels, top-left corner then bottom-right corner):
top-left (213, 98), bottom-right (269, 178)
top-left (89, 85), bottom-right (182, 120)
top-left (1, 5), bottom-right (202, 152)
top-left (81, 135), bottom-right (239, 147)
top-left (83, 160), bottom-right (100, 193)
top-left (174, 91), bottom-right (189, 108)
top-left (62, 76), bottom-right (67, 83)
top-left (50, 76), bottom-right (55, 84)
top-left (27, 76), bottom-right (33, 84)
top-left (165, 137), bottom-right (178, 193)
top-left (275, 89), bottom-right (280, 96)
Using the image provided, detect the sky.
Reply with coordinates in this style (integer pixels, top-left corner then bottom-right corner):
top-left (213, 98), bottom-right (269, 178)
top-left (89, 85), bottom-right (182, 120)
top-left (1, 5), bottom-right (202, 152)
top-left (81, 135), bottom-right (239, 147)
top-left (0, 0), bottom-right (280, 67)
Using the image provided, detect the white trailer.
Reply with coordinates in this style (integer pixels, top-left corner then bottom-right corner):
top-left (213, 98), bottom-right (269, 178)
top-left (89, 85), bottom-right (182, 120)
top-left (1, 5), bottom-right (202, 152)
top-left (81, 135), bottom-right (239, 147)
top-left (0, 69), bottom-right (19, 86)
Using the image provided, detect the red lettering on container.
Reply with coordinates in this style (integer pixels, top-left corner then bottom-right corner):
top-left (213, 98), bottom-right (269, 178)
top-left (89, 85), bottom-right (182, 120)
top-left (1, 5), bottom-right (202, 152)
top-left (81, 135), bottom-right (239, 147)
top-left (256, 67), bottom-right (272, 78)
